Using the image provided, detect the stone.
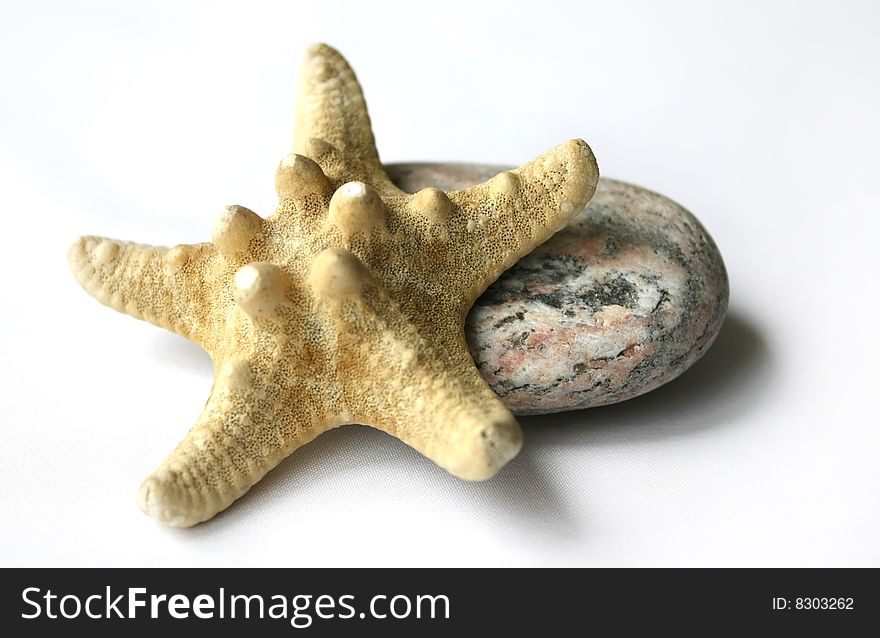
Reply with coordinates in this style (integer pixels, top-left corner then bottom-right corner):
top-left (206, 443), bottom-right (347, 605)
top-left (386, 163), bottom-right (729, 416)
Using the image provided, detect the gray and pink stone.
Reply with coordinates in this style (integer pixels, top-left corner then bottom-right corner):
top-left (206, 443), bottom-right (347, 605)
top-left (387, 163), bottom-right (729, 416)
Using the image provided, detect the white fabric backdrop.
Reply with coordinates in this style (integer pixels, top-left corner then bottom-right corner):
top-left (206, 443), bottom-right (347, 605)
top-left (1, 0), bottom-right (877, 566)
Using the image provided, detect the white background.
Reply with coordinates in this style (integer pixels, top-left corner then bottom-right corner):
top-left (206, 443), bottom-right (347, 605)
top-left (1, 0), bottom-right (877, 567)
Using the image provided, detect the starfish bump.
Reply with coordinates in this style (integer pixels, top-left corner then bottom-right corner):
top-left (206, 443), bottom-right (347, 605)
top-left (69, 43), bottom-right (599, 527)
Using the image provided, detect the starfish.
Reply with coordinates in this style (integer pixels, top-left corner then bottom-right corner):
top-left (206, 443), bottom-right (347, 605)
top-left (68, 43), bottom-right (599, 527)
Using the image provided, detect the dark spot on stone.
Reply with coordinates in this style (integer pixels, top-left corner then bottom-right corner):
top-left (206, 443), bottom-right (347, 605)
top-left (581, 275), bottom-right (638, 310)
top-left (531, 291), bottom-right (566, 309)
top-left (651, 289), bottom-right (671, 313)
top-left (604, 236), bottom-right (621, 256)
top-left (493, 314), bottom-right (518, 328)
top-left (510, 331), bottom-right (530, 348)
top-left (573, 362), bottom-right (587, 374)
top-left (492, 382), bottom-right (532, 398)
top-left (492, 310), bottom-right (527, 329)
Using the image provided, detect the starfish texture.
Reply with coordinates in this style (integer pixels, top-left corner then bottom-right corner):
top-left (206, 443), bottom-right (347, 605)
top-left (69, 43), bottom-right (599, 526)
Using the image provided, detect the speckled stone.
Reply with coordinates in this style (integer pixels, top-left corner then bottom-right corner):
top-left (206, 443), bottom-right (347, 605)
top-left (386, 163), bottom-right (729, 416)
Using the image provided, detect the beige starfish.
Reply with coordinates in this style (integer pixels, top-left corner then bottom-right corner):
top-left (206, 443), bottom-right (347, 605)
top-left (68, 43), bottom-right (599, 527)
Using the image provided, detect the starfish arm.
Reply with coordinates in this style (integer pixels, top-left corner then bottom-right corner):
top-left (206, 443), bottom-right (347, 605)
top-left (446, 139), bottom-right (600, 304)
top-left (292, 43), bottom-right (397, 191)
top-left (68, 236), bottom-right (218, 344)
top-left (137, 358), bottom-right (333, 527)
top-left (367, 349), bottom-right (523, 481)
top-left (309, 248), bottom-right (523, 480)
